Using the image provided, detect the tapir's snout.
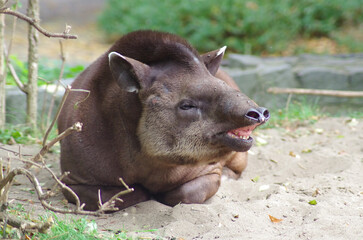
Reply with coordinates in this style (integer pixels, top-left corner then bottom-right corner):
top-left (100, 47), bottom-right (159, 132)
top-left (245, 107), bottom-right (270, 124)
top-left (212, 90), bottom-right (270, 152)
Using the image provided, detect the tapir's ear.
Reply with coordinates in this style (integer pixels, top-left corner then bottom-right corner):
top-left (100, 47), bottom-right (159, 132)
top-left (201, 46), bottom-right (226, 76)
top-left (108, 52), bottom-right (150, 93)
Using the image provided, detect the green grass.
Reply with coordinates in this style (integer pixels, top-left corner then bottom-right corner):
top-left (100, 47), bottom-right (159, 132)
top-left (33, 214), bottom-right (157, 240)
top-left (347, 111), bottom-right (363, 119)
top-left (1, 205), bottom-right (158, 240)
top-left (261, 101), bottom-right (323, 129)
top-left (35, 216), bottom-right (100, 240)
top-left (261, 99), bottom-right (363, 129)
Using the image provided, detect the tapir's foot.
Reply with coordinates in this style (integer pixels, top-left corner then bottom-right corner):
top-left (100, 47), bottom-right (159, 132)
top-left (155, 173), bottom-right (221, 206)
top-left (63, 184), bottom-right (150, 211)
top-left (223, 152), bottom-right (248, 180)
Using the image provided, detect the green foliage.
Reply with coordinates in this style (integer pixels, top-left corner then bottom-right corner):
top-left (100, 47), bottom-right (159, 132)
top-left (6, 56), bottom-right (84, 86)
top-left (333, 33), bottom-right (363, 53)
top-left (98, 0), bottom-right (363, 54)
top-left (0, 124), bottom-right (58, 145)
top-left (0, 125), bottom-right (35, 144)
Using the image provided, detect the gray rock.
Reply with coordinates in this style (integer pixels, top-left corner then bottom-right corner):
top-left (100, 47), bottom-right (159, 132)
top-left (255, 64), bottom-right (297, 108)
top-left (5, 84), bottom-right (66, 125)
top-left (295, 66), bottom-right (349, 90)
top-left (345, 67), bottom-right (363, 90)
top-left (227, 54), bottom-right (262, 69)
top-left (262, 56), bottom-right (299, 66)
top-left (223, 68), bottom-right (258, 95)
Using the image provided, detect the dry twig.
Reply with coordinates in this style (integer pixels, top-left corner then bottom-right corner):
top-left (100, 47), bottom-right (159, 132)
top-left (97, 178), bottom-right (134, 212)
top-left (32, 121), bottom-right (82, 163)
top-left (41, 84), bottom-right (71, 146)
top-left (45, 40), bottom-right (66, 128)
top-left (3, 46), bottom-right (26, 93)
top-left (0, 7), bottom-right (77, 39)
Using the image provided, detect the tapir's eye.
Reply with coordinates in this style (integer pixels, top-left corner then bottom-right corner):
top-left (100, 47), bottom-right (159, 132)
top-left (179, 100), bottom-right (197, 110)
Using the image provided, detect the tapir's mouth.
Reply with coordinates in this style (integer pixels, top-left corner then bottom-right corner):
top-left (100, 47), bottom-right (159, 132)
top-left (214, 124), bottom-right (259, 152)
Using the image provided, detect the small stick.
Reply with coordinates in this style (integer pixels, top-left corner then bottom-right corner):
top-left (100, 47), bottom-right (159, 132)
top-left (268, 87), bottom-right (363, 98)
top-left (3, 47), bottom-right (27, 93)
top-left (46, 40), bottom-right (66, 127)
top-left (42, 85), bottom-right (71, 146)
top-left (33, 122), bottom-right (82, 163)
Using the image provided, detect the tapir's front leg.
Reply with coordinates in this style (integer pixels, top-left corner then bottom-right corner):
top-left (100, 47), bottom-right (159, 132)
top-left (155, 173), bottom-right (221, 206)
top-left (223, 152), bottom-right (248, 180)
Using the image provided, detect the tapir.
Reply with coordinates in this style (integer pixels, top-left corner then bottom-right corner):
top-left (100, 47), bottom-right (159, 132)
top-left (58, 30), bottom-right (270, 211)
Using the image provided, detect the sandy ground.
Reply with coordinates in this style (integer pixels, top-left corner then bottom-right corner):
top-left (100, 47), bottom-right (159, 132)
top-left (1, 117), bottom-right (362, 239)
top-left (3, 3), bottom-right (363, 239)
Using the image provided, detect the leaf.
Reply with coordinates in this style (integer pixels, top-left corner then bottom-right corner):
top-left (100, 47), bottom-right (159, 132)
top-left (289, 151), bottom-right (296, 157)
top-left (312, 188), bottom-right (320, 197)
top-left (256, 137), bottom-right (268, 146)
top-left (314, 128), bottom-right (324, 134)
top-left (301, 148), bottom-right (312, 153)
top-left (270, 159), bottom-right (278, 164)
top-left (308, 199), bottom-right (317, 205)
top-left (269, 215), bottom-right (283, 223)
top-left (251, 176), bottom-right (260, 182)
top-left (346, 118), bottom-right (358, 127)
top-left (259, 185), bottom-right (270, 192)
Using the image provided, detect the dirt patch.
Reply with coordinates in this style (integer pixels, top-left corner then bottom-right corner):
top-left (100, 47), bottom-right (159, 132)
top-left (1, 117), bottom-right (363, 239)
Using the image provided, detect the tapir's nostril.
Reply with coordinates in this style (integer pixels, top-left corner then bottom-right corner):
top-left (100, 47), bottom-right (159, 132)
top-left (259, 107), bottom-right (270, 120)
top-left (246, 107), bottom-right (270, 123)
top-left (246, 109), bottom-right (260, 121)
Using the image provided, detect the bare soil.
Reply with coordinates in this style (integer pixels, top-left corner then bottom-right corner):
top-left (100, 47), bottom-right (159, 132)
top-left (1, 117), bottom-right (362, 239)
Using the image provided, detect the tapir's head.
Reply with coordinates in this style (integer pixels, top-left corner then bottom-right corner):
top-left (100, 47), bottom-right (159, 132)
top-left (108, 31), bottom-right (269, 165)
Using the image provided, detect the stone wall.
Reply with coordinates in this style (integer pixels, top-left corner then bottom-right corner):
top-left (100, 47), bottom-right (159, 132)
top-left (5, 80), bottom-right (71, 125)
top-left (5, 54), bottom-right (363, 124)
top-left (222, 53), bottom-right (363, 112)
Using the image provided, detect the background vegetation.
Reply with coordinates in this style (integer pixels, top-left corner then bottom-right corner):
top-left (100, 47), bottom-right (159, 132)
top-left (99, 0), bottom-right (363, 55)
top-left (6, 56), bottom-right (84, 86)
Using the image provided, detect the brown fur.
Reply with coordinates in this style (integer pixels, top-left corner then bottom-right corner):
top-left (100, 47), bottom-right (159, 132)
top-left (58, 30), bottom-right (267, 210)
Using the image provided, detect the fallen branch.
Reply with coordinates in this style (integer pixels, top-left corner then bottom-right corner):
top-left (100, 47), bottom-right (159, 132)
top-left (0, 210), bottom-right (53, 233)
top-left (267, 87), bottom-right (363, 98)
top-left (0, 7), bottom-right (77, 39)
top-left (0, 164), bottom-right (134, 216)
